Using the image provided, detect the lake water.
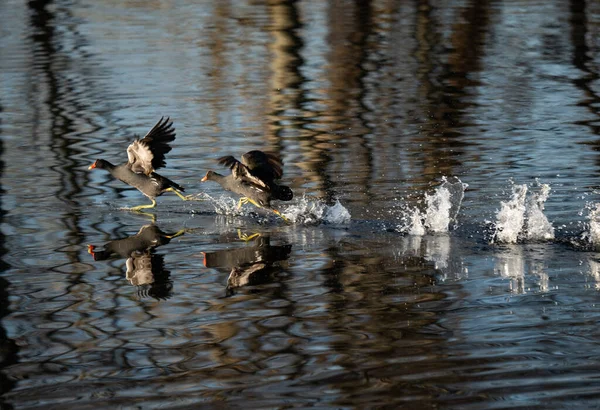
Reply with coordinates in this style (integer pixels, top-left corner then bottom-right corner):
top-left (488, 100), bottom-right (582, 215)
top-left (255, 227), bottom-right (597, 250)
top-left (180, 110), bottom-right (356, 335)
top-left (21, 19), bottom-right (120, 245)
top-left (2, 0), bottom-right (600, 408)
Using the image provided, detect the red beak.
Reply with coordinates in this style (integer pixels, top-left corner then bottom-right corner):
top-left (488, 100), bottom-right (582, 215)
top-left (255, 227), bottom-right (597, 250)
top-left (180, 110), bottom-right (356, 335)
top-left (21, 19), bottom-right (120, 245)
top-left (88, 161), bottom-right (97, 170)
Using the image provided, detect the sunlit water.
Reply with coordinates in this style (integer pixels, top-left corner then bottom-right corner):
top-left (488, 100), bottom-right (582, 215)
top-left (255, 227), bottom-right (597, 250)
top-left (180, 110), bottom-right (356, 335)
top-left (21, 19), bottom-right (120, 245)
top-left (2, 0), bottom-right (600, 408)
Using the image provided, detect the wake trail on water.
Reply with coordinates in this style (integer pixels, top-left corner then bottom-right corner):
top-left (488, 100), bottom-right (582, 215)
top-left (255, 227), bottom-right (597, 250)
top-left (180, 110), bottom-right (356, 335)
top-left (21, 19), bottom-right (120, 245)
top-left (181, 180), bottom-right (600, 249)
top-left (196, 192), bottom-right (351, 226)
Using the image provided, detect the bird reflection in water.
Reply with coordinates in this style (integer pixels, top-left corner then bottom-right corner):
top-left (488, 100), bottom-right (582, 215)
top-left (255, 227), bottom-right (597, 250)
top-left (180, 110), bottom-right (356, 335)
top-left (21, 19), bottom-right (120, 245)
top-left (88, 224), bottom-right (184, 299)
top-left (202, 231), bottom-right (292, 296)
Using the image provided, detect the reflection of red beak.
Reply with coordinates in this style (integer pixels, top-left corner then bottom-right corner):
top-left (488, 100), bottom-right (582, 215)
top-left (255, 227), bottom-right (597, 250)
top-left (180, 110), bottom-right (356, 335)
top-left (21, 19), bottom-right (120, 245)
top-left (200, 173), bottom-right (208, 182)
top-left (88, 161), bottom-right (97, 170)
top-left (87, 245), bottom-right (96, 259)
top-left (201, 251), bottom-right (207, 267)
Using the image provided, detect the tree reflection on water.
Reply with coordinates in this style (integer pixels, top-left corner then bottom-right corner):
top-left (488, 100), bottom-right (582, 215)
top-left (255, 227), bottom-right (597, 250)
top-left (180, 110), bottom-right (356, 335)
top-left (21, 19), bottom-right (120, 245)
top-left (1, 0), bottom-right (600, 408)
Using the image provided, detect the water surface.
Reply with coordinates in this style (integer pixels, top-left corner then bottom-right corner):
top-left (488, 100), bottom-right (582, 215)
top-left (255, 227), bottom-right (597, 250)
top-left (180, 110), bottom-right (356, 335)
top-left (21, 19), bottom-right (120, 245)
top-left (2, 0), bottom-right (600, 408)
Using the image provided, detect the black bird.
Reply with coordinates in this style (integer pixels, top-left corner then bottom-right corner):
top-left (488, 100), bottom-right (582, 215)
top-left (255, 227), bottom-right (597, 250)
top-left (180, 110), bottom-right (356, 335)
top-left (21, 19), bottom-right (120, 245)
top-left (89, 117), bottom-right (188, 210)
top-left (201, 150), bottom-right (293, 221)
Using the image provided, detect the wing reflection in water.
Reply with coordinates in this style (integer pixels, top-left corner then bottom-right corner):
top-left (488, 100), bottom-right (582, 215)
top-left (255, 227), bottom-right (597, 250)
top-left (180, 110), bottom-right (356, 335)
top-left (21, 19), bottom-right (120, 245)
top-left (202, 232), bottom-right (292, 296)
top-left (88, 224), bottom-right (184, 299)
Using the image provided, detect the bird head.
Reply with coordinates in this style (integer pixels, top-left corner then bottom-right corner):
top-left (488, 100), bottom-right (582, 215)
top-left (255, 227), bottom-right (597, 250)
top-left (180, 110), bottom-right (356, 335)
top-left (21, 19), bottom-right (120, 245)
top-left (88, 159), bottom-right (110, 170)
top-left (201, 171), bottom-right (215, 182)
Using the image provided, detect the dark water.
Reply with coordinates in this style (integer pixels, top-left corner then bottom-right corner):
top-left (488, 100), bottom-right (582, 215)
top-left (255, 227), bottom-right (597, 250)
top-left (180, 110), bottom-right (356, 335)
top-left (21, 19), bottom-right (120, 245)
top-left (2, 0), bottom-right (600, 408)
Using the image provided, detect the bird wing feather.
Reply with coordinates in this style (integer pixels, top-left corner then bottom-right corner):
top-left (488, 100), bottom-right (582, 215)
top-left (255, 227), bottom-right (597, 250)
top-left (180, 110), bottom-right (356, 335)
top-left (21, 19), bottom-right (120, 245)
top-left (241, 151), bottom-right (283, 181)
top-left (126, 117), bottom-right (176, 175)
top-left (218, 155), bottom-right (270, 191)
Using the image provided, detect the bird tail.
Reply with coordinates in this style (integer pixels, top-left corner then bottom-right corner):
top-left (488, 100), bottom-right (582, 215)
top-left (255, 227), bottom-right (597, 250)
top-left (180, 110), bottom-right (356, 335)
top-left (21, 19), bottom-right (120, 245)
top-left (274, 185), bottom-right (293, 201)
top-left (154, 172), bottom-right (185, 192)
top-left (170, 180), bottom-right (185, 192)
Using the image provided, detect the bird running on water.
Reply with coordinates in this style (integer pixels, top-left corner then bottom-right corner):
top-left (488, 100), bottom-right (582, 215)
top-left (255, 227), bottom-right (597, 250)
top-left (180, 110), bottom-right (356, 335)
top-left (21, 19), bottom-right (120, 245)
top-left (89, 117), bottom-right (188, 211)
top-left (201, 150), bottom-right (293, 221)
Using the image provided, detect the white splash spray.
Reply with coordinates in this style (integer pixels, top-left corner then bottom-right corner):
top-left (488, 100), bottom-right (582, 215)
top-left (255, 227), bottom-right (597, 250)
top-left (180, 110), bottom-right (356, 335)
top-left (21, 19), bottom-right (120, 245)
top-left (586, 257), bottom-right (600, 290)
top-left (204, 194), bottom-right (243, 216)
top-left (493, 183), bottom-right (527, 244)
top-left (583, 203), bottom-right (600, 246)
top-left (283, 196), bottom-right (351, 225)
top-left (492, 181), bottom-right (554, 244)
top-left (525, 183), bottom-right (554, 241)
top-left (408, 209), bottom-right (426, 236)
top-left (186, 191), bottom-right (350, 225)
top-left (323, 200), bottom-right (352, 225)
top-left (399, 176), bottom-right (467, 235)
top-left (424, 185), bottom-right (452, 233)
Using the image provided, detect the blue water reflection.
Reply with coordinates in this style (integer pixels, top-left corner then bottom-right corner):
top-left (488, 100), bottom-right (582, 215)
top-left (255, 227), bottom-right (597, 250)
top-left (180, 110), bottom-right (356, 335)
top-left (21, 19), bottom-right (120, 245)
top-left (2, 0), bottom-right (600, 408)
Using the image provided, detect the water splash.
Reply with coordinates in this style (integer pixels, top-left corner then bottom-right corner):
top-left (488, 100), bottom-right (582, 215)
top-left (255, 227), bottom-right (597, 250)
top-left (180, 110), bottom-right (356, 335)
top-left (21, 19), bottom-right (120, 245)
top-left (492, 181), bottom-right (554, 244)
top-left (183, 192), bottom-right (211, 202)
top-left (198, 193), bottom-right (269, 221)
top-left (492, 184), bottom-right (527, 244)
top-left (203, 194), bottom-right (242, 216)
top-left (398, 176), bottom-right (467, 235)
top-left (191, 192), bottom-right (350, 225)
top-left (583, 203), bottom-right (600, 246)
top-left (525, 183), bottom-right (554, 241)
top-left (444, 176), bottom-right (467, 229)
top-left (323, 200), bottom-right (352, 225)
top-left (408, 209), bottom-right (425, 236)
top-left (282, 196), bottom-right (351, 225)
top-left (424, 185), bottom-right (452, 233)
top-left (586, 257), bottom-right (600, 290)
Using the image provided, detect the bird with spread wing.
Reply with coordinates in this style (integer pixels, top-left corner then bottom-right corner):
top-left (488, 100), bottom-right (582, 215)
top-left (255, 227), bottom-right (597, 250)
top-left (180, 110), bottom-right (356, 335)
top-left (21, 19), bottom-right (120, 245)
top-left (201, 150), bottom-right (293, 221)
top-left (89, 117), bottom-right (189, 211)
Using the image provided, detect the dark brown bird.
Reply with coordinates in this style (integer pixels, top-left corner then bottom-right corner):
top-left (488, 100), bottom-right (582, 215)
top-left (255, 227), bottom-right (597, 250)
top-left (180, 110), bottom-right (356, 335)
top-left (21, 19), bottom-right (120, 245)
top-left (201, 150), bottom-right (293, 221)
top-left (88, 117), bottom-right (188, 210)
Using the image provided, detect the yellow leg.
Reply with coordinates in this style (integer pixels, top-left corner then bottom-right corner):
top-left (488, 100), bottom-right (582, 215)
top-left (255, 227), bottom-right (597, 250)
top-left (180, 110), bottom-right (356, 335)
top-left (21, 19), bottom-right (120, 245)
top-left (165, 229), bottom-right (186, 239)
top-left (129, 198), bottom-right (157, 211)
top-left (237, 197), bottom-right (249, 209)
top-left (237, 197), bottom-right (262, 208)
top-left (166, 187), bottom-right (195, 201)
top-left (237, 229), bottom-right (261, 242)
top-left (272, 208), bottom-right (290, 223)
top-left (238, 197), bottom-right (289, 222)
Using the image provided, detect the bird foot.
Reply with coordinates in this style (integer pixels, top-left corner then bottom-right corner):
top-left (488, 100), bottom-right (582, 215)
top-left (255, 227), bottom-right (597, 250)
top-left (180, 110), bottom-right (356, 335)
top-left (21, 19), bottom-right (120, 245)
top-left (166, 188), bottom-right (192, 202)
top-left (237, 197), bottom-right (250, 209)
top-left (237, 229), bottom-right (261, 242)
top-left (165, 229), bottom-right (186, 239)
top-left (272, 209), bottom-right (290, 223)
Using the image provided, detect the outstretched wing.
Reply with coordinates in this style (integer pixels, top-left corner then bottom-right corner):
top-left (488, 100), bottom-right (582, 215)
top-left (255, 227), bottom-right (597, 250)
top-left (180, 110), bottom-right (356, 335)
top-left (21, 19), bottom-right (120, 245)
top-left (241, 150), bottom-right (283, 182)
top-left (218, 155), bottom-right (270, 191)
top-left (127, 117), bottom-right (176, 175)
